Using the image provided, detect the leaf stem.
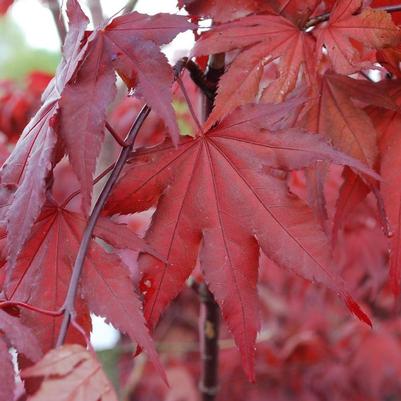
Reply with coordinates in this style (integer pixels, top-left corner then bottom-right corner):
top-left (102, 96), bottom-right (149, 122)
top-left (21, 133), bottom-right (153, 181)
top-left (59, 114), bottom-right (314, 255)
top-left (105, 121), bottom-right (130, 147)
top-left (0, 301), bottom-right (63, 317)
top-left (305, 4), bottom-right (401, 29)
top-left (60, 162), bottom-right (115, 209)
top-left (176, 76), bottom-right (203, 134)
top-left (55, 105), bottom-right (151, 347)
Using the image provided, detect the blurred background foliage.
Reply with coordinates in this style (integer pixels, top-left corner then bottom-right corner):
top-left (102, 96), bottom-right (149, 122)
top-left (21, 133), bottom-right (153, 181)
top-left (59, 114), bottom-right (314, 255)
top-left (0, 15), bottom-right (59, 80)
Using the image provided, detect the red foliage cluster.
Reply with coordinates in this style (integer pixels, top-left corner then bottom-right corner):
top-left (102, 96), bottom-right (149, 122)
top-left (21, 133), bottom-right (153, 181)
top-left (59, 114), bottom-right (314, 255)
top-left (1, 0), bottom-right (401, 400)
top-left (0, 72), bottom-right (53, 142)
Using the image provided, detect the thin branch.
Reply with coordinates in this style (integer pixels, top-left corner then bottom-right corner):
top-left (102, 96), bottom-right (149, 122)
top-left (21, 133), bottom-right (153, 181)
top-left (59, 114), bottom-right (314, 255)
top-left (45, 0), bottom-right (67, 45)
top-left (198, 284), bottom-right (220, 401)
top-left (105, 121), bottom-right (129, 147)
top-left (305, 4), bottom-right (401, 29)
top-left (55, 105), bottom-right (150, 347)
top-left (87, 0), bottom-right (104, 27)
top-left (0, 301), bottom-right (62, 317)
top-left (177, 76), bottom-right (203, 133)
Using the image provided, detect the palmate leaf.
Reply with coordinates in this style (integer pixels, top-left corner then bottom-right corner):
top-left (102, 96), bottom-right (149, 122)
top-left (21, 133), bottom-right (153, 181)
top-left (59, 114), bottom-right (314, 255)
top-left (315, 0), bottom-right (401, 74)
top-left (192, 14), bottom-right (316, 130)
top-left (60, 10), bottom-right (194, 215)
top-left (0, 0), bottom-right (89, 267)
top-left (4, 200), bottom-right (162, 373)
top-left (104, 99), bottom-right (377, 379)
top-left (0, 0), bottom-right (194, 268)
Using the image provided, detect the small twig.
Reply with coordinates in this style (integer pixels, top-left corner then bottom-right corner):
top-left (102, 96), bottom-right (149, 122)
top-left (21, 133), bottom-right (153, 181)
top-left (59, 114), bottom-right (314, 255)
top-left (105, 121), bottom-right (130, 147)
top-left (198, 284), bottom-right (220, 401)
top-left (87, 0), bottom-right (104, 27)
top-left (71, 318), bottom-right (93, 349)
top-left (0, 301), bottom-right (63, 317)
top-left (45, 0), bottom-right (67, 44)
top-left (55, 105), bottom-right (151, 347)
top-left (177, 76), bottom-right (203, 134)
top-left (305, 4), bottom-right (401, 29)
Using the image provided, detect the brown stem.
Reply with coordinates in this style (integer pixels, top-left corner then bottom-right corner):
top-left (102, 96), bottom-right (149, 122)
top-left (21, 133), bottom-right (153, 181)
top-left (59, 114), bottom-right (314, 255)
top-left (87, 0), bottom-right (104, 27)
top-left (55, 105), bottom-right (150, 347)
top-left (106, 121), bottom-right (129, 147)
top-left (199, 284), bottom-right (220, 401)
top-left (305, 4), bottom-right (401, 29)
top-left (185, 59), bottom-right (215, 100)
top-left (202, 54), bottom-right (225, 120)
top-left (198, 53), bottom-right (225, 401)
top-left (45, 0), bottom-right (67, 44)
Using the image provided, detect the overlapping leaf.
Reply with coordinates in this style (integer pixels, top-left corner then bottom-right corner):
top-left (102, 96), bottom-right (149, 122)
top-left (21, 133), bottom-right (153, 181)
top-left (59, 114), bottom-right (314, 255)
top-left (104, 99), bottom-right (377, 379)
top-left (0, 0), bottom-right (89, 268)
top-left (0, 310), bottom-right (42, 400)
top-left (315, 0), bottom-right (401, 74)
top-left (0, 0), bottom-right (193, 269)
top-left (60, 11), bottom-right (194, 214)
top-left (3, 200), bottom-right (161, 371)
top-left (22, 344), bottom-right (118, 401)
top-left (192, 15), bottom-right (316, 130)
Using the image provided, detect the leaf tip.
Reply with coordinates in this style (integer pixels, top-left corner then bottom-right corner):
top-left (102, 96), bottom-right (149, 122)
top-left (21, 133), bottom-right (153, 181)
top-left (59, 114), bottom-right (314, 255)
top-left (344, 294), bottom-right (372, 328)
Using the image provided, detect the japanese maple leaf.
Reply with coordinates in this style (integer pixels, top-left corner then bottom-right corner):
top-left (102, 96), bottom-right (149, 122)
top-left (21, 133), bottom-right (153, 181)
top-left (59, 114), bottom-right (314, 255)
top-left (3, 200), bottom-right (161, 372)
top-left (0, 0), bottom-right (193, 269)
top-left (314, 0), bottom-right (401, 74)
top-left (297, 74), bottom-right (395, 235)
top-left (192, 14), bottom-right (316, 130)
top-left (60, 10), bottom-right (194, 215)
top-left (0, 0), bottom-right (89, 268)
top-left (297, 74), bottom-right (396, 166)
top-left (22, 344), bottom-right (117, 401)
top-left (104, 100), bottom-right (377, 379)
top-left (0, 310), bottom-right (42, 401)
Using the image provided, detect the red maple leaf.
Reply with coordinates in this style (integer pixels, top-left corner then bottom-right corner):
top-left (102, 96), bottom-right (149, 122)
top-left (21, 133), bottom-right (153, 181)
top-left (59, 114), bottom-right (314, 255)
top-left (314, 0), bottom-right (401, 74)
top-left (3, 199), bottom-right (161, 372)
top-left (104, 99), bottom-right (377, 379)
top-left (0, 0), bottom-right (193, 270)
top-left (192, 14), bottom-right (316, 129)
